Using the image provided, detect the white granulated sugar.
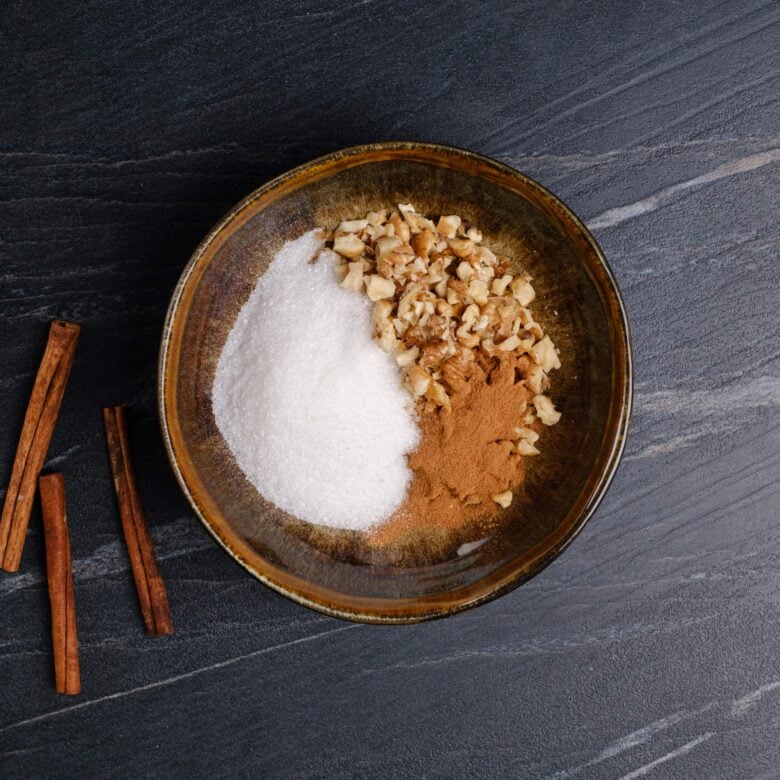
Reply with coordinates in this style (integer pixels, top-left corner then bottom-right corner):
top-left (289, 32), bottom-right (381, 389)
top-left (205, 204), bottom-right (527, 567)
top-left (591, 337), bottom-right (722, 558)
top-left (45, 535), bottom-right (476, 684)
top-left (212, 229), bottom-right (420, 531)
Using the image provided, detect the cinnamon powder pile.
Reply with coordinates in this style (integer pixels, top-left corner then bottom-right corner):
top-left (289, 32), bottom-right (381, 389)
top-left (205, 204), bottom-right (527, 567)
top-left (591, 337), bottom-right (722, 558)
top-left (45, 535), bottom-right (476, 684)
top-left (371, 352), bottom-right (534, 546)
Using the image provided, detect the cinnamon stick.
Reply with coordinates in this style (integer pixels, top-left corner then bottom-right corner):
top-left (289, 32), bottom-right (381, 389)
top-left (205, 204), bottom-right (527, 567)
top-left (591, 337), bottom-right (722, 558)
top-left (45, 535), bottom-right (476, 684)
top-left (39, 473), bottom-right (80, 695)
top-left (0, 321), bottom-right (80, 572)
top-left (103, 406), bottom-right (173, 636)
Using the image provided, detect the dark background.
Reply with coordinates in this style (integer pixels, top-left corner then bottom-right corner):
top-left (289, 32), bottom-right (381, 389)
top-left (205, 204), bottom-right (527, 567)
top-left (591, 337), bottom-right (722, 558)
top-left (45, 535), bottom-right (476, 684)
top-left (1, 1), bottom-right (779, 777)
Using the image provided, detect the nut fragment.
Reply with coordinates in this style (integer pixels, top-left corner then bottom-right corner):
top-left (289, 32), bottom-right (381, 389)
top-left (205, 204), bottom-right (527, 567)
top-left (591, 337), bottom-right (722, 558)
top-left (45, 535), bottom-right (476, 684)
top-left (517, 440), bottom-right (540, 456)
top-left (437, 215), bottom-right (461, 238)
top-left (526, 364), bottom-right (547, 395)
top-left (516, 427), bottom-right (539, 444)
top-left (426, 379), bottom-right (450, 409)
top-left (372, 299), bottom-right (393, 325)
top-left (531, 335), bottom-right (561, 372)
top-left (333, 233), bottom-right (366, 258)
top-left (456, 261), bottom-right (474, 281)
top-left (491, 274), bottom-right (513, 296)
top-left (340, 261), bottom-right (364, 292)
top-left (366, 275), bottom-right (395, 301)
top-left (406, 364), bottom-right (432, 396)
top-left (456, 326), bottom-right (480, 348)
top-left (461, 303), bottom-right (479, 327)
top-left (533, 394), bottom-right (561, 425)
top-left (377, 323), bottom-right (398, 353)
top-left (411, 229), bottom-right (436, 259)
top-left (472, 245), bottom-right (496, 267)
top-left (375, 236), bottom-right (403, 263)
top-left (395, 346), bottom-right (420, 367)
top-left (475, 264), bottom-right (495, 282)
top-left (491, 490), bottom-right (513, 508)
top-left (449, 238), bottom-right (474, 258)
top-left (466, 279), bottom-right (488, 305)
top-left (511, 277), bottom-right (535, 306)
top-left (497, 334), bottom-right (521, 352)
top-left (388, 212), bottom-right (411, 244)
top-left (337, 219), bottom-right (369, 233)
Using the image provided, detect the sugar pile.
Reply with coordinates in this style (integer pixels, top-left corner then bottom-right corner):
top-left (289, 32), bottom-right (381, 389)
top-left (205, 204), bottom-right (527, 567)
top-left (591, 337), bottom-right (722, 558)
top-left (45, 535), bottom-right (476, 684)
top-left (212, 229), bottom-right (420, 531)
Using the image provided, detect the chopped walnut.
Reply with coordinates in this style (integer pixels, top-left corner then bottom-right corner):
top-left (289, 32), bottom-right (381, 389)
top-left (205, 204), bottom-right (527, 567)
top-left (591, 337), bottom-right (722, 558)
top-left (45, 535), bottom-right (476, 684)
top-left (333, 233), bottom-right (365, 259)
top-left (366, 275), bottom-right (395, 301)
top-left (321, 202), bottom-right (561, 470)
top-left (436, 215), bottom-right (461, 238)
top-left (533, 394), bottom-right (561, 426)
top-left (511, 276), bottom-right (535, 306)
top-left (395, 346), bottom-right (420, 367)
top-left (491, 490), bottom-right (513, 508)
top-left (517, 440), bottom-right (540, 456)
top-left (531, 335), bottom-right (561, 373)
top-left (449, 238), bottom-right (474, 258)
top-left (406, 364), bottom-right (432, 396)
top-left (337, 219), bottom-right (369, 234)
top-left (466, 279), bottom-right (489, 305)
top-left (340, 261), bottom-right (364, 292)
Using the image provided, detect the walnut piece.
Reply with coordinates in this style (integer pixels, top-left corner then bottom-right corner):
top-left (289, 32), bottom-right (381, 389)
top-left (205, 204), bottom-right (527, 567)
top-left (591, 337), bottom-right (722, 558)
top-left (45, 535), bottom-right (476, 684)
top-left (491, 490), bottom-right (513, 508)
top-left (366, 275), bottom-right (395, 301)
top-left (533, 394), bottom-right (561, 426)
top-left (333, 233), bottom-right (365, 258)
top-left (340, 261), bottom-right (364, 292)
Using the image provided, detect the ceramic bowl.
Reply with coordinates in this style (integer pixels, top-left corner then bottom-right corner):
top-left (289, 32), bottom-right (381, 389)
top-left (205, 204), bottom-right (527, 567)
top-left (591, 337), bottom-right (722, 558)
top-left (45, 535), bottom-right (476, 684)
top-left (159, 142), bottom-right (632, 623)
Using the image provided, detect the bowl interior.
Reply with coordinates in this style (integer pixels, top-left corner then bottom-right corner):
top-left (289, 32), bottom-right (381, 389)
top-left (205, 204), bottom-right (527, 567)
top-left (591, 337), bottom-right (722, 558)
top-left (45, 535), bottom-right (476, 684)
top-left (160, 144), bottom-right (631, 622)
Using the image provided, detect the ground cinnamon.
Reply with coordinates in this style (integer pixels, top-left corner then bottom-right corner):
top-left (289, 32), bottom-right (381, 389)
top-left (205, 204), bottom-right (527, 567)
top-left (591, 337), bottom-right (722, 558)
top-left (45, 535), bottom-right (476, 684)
top-left (371, 352), bottom-right (535, 546)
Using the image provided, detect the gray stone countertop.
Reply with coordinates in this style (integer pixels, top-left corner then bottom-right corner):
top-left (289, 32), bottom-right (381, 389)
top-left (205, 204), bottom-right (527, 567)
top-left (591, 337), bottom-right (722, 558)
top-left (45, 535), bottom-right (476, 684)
top-left (1, 1), bottom-right (778, 777)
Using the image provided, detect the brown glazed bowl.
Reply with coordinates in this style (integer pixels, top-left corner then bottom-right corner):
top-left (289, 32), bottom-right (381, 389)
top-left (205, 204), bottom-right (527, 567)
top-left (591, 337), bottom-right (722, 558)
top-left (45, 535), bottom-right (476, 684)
top-left (159, 142), bottom-right (632, 623)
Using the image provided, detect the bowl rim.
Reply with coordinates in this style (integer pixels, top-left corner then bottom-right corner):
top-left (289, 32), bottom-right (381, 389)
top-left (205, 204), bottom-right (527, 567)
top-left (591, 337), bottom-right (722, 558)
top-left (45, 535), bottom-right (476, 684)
top-left (158, 141), bottom-right (633, 624)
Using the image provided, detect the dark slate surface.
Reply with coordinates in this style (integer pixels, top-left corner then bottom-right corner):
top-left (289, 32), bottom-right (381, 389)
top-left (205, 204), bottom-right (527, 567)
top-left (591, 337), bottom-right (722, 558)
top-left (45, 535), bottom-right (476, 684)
top-left (1, 1), bottom-right (779, 777)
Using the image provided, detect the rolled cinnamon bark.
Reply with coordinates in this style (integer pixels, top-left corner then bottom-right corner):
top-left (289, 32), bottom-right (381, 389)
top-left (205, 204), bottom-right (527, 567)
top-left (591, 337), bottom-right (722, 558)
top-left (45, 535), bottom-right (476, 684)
top-left (39, 472), bottom-right (80, 696)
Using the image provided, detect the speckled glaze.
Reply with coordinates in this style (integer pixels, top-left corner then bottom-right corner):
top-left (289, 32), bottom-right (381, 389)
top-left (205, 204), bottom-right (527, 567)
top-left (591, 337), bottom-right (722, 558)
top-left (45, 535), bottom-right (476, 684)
top-left (159, 142), bottom-right (633, 623)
